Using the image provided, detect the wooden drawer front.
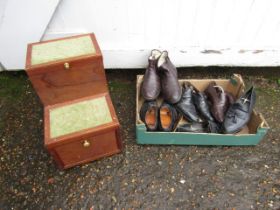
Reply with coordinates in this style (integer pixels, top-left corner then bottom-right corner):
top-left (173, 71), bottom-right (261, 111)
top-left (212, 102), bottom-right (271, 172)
top-left (55, 131), bottom-right (119, 167)
top-left (29, 61), bottom-right (107, 106)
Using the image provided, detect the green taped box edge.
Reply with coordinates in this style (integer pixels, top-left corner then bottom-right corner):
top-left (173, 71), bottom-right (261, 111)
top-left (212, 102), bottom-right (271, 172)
top-left (136, 125), bottom-right (268, 146)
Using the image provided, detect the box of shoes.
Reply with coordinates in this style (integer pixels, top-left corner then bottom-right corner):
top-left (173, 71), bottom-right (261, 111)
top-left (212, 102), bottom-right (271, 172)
top-left (25, 33), bottom-right (123, 169)
top-left (136, 51), bottom-right (269, 145)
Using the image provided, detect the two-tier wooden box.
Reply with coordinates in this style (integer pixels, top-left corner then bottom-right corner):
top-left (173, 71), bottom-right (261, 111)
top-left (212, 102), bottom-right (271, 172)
top-left (25, 33), bottom-right (122, 169)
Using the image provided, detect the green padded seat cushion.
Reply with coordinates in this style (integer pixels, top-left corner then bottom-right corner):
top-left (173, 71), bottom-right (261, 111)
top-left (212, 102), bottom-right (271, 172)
top-left (31, 35), bottom-right (96, 66)
top-left (49, 96), bottom-right (112, 139)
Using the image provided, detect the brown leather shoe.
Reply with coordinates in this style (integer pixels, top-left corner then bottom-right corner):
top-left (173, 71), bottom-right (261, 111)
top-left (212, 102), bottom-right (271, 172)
top-left (141, 50), bottom-right (162, 101)
top-left (157, 51), bottom-right (182, 104)
top-left (159, 102), bottom-right (179, 132)
top-left (140, 100), bottom-right (159, 131)
top-left (204, 82), bottom-right (234, 123)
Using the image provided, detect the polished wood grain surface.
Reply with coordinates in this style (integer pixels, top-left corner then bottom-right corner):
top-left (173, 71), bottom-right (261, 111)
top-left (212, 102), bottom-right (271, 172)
top-left (26, 33), bottom-right (106, 106)
top-left (54, 131), bottom-right (120, 168)
top-left (26, 33), bottom-right (122, 169)
top-left (44, 93), bottom-right (122, 169)
top-left (28, 59), bottom-right (108, 106)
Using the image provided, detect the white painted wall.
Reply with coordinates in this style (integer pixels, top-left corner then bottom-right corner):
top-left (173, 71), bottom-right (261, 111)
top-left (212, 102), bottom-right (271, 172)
top-left (2, 0), bottom-right (280, 70)
top-left (0, 0), bottom-right (60, 70)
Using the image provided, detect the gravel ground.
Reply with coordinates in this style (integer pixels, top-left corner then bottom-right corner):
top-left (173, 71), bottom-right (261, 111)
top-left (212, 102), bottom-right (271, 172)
top-left (0, 68), bottom-right (279, 210)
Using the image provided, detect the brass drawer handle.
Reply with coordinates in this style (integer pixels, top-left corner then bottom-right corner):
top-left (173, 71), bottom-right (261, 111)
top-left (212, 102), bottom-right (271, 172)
top-left (83, 140), bottom-right (90, 147)
top-left (64, 62), bottom-right (70, 70)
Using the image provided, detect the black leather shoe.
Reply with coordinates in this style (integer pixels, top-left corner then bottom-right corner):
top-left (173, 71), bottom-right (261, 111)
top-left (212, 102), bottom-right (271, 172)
top-left (208, 121), bottom-right (222, 133)
top-left (159, 102), bottom-right (179, 132)
top-left (176, 122), bottom-right (208, 133)
top-left (176, 121), bottom-right (222, 133)
top-left (223, 86), bottom-right (256, 134)
top-left (140, 100), bottom-right (159, 131)
top-left (175, 82), bottom-right (200, 122)
top-left (193, 90), bottom-right (214, 121)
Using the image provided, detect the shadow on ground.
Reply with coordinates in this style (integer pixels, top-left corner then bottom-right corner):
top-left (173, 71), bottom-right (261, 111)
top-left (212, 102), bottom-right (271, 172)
top-left (0, 68), bottom-right (280, 209)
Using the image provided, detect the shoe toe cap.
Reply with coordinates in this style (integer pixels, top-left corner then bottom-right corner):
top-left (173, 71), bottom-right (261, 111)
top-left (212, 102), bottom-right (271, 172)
top-left (223, 119), bottom-right (243, 134)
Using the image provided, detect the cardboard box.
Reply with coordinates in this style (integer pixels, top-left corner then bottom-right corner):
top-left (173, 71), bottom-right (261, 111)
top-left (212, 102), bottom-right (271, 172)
top-left (136, 74), bottom-right (269, 146)
top-left (25, 33), bottom-right (122, 169)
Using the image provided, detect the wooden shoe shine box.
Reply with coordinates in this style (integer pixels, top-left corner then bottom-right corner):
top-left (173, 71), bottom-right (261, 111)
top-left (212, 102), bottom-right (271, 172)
top-left (25, 34), bottom-right (122, 169)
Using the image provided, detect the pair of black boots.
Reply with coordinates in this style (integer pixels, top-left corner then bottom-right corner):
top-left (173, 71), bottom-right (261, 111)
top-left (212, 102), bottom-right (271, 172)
top-left (175, 82), bottom-right (222, 133)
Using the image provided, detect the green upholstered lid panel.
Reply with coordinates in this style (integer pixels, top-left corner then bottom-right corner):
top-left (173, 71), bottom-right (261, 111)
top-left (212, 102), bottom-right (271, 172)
top-left (31, 35), bottom-right (96, 66)
top-left (49, 96), bottom-right (112, 139)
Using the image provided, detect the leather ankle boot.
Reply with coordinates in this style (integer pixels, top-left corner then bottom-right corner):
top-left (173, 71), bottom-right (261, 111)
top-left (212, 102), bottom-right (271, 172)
top-left (175, 82), bottom-right (200, 122)
top-left (192, 86), bottom-right (214, 122)
top-left (204, 82), bottom-right (234, 123)
top-left (140, 100), bottom-right (159, 131)
top-left (141, 50), bottom-right (162, 101)
top-left (159, 102), bottom-right (179, 132)
top-left (223, 86), bottom-right (256, 134)
top-left (157, 51), bottom-right (182, 104)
